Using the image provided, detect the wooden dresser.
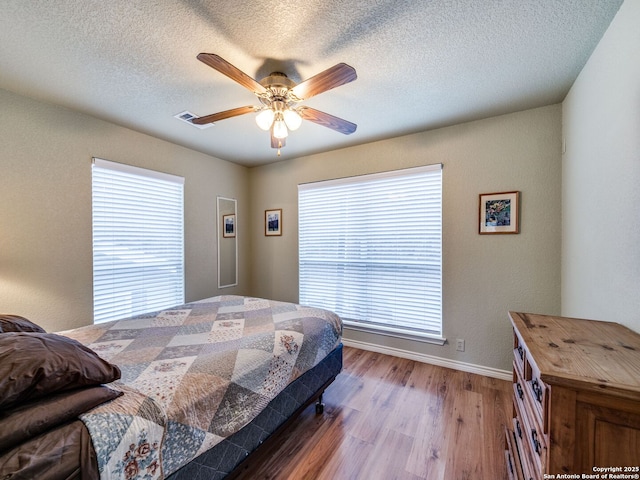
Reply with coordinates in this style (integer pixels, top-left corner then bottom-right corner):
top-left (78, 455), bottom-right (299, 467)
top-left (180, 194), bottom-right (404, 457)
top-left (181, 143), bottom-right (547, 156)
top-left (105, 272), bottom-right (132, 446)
top-left (505, 311), bottom-right (640, 479)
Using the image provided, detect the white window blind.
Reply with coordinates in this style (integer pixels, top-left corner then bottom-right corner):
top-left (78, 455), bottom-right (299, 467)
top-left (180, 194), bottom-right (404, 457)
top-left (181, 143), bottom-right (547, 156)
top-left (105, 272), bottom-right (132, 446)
top-left (91, 158), bottom-right (185, 323)
top-left (298, 164), bottom-right (442, 340)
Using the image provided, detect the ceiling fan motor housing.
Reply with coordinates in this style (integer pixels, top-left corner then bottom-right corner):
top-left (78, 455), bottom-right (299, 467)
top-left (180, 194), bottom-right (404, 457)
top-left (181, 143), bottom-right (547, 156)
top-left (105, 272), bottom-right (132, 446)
top-left (259, 72), bottom-right (296, 89)
top-left (258, 72), bottom-right (299, 108)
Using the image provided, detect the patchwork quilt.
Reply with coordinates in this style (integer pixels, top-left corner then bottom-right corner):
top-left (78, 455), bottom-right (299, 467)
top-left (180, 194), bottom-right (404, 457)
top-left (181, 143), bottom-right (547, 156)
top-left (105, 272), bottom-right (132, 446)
top-left (62, 295), bottom-right (342, 479)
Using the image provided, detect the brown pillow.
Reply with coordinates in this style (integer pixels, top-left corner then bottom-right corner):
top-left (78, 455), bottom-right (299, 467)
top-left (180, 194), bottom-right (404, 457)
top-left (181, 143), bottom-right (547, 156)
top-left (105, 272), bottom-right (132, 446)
top-left (0, 385), bottom-right (122, 452)
top-left (0, 332), bottom-right (121, 410)
top-left (0, 315), bottom-right (46, 334)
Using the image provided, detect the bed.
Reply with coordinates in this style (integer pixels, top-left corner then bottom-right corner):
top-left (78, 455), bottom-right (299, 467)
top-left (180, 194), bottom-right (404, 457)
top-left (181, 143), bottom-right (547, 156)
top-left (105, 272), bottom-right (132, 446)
top-left (0, 295), bottom-right (343, 479)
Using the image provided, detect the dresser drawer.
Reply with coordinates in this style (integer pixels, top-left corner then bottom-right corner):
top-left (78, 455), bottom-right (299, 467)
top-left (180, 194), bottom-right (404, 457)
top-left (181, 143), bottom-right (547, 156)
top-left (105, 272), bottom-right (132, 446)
top-left (513, 384), bottom-right (547, 476)
top-left (524, 358), bottom-right (548, 432)
top-left (513, 361), bottom-right (545, 437)
top-left (513, 362), bottom-right (526, 406)
top-left (513, 328), bottom-right (526, 380)
top-left (511, 416), bottom-right (540, 480)
top-left (504, 426), bottom-right (525, 480)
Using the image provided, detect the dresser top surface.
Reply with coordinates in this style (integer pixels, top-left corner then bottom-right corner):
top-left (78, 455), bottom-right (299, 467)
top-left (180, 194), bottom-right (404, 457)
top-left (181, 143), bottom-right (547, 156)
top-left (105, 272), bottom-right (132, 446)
top-left (509, 311), bottom-right (640, 394)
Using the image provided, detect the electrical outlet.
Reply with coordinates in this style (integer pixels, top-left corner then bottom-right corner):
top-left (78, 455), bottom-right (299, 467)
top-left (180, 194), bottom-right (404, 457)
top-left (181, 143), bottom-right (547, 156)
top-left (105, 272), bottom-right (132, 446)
top-left (456, 338), bottom-right (465, 352)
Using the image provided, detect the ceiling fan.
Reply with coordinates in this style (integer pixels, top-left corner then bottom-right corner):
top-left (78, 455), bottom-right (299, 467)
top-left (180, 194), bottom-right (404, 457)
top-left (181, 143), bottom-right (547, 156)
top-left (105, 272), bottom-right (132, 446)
top-left (192, 53), bottom-right (357, 155)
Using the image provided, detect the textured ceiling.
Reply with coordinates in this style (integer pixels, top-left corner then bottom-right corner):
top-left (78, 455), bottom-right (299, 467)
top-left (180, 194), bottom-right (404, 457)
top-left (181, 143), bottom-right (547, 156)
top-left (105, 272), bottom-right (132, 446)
top-left (0, 1), bottom-right (624, 167)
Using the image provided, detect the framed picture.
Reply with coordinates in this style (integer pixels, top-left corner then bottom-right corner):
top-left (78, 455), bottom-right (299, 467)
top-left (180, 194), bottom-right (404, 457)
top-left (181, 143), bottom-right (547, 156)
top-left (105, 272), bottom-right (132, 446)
top-left (222, 214), bottom-right (236, 238)
top-left (479, 191), bottom-right (520, 234)
top-left (265, 209), bottom-right (282, 236)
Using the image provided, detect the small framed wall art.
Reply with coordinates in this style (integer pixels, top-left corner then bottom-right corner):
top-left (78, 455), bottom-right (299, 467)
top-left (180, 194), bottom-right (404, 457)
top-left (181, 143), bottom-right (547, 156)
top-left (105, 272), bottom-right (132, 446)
top-left (265, 209), bottom-right (282, 236)
top-left (479, 191), bottom-right (520, 234)
top-left (222, 214), bottom-right (236, 238)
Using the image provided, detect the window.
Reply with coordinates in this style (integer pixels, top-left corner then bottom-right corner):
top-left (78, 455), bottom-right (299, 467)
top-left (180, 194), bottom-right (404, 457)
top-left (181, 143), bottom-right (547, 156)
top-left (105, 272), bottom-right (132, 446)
top-left (91, 158), bottom-right (184, 323)
top-left (298, 164), bottom-right (443, 342)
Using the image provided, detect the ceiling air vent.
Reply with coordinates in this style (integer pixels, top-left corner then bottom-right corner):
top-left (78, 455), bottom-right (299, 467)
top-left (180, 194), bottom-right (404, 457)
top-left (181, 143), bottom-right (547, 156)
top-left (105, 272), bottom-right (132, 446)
top-left (174, 111), bottom-right (213, 129)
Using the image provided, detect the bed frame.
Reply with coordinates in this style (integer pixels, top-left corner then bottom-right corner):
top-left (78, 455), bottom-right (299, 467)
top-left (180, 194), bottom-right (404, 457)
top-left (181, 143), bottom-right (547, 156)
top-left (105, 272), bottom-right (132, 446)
top-left (167, 343), bottom-right (343, 480)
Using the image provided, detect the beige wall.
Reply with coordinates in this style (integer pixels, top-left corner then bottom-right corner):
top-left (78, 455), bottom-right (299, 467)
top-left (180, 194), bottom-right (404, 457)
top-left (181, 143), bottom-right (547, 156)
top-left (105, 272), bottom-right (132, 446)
top-left (562, 0), bottom-right (640, 330)
top-left (0, 88), bottom-right (249, 332)
top-left (249, 105), bottom-right (562, 372)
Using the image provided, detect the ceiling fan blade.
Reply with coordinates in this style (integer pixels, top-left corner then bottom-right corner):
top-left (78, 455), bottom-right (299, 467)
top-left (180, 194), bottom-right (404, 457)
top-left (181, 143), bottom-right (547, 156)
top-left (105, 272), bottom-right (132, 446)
top-left (299, 107), bottom-right (357, 135)
top-left (197, 53), bottom-right (267, 94)
top-left (271, 134), bottom-right (286, 149)
top-left (291, 63), bottom-right (357, 100)
top-left (191, 106), bottom-right (255, 125)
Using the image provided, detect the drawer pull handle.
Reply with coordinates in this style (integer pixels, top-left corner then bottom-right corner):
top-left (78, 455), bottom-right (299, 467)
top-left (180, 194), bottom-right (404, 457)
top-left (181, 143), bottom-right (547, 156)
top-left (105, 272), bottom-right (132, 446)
top-left (517, 345), bottom-right (524, 360)
top-left (516, 382), bottom-right (524, 400)
top-left (531, 429), bottom-right (542, 455)
top-left (532, 379), bottom-right (543, 403)
top-left (516, 419), bottom-right (523, 439)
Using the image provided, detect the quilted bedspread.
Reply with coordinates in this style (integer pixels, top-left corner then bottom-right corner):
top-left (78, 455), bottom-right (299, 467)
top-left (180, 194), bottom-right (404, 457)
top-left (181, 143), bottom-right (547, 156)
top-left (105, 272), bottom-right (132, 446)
top-left (62, 295), bottom-right (342, 479)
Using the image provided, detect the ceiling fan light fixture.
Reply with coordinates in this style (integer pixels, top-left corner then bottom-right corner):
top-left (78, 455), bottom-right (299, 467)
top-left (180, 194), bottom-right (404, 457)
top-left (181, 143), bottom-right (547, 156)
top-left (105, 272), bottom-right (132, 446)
top-left (272, 115), bottom-right (288, 139)
top-left (255, 108), bottom-right (275, 130)
top-left (283, 109), bottom-right (302, 131)
top-left (194, 54), bottom-right (357, 156)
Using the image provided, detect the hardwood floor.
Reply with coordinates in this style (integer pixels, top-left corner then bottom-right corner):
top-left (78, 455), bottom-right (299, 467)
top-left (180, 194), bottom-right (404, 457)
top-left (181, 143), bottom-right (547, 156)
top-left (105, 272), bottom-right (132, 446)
top-left (236, 346), bottom-right (513, 480)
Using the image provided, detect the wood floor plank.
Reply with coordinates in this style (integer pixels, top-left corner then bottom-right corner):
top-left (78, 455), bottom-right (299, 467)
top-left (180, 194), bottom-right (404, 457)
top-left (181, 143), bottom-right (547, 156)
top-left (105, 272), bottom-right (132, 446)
top-left (356, 428), bottom-right (422, 480)
top-left (444, 388), bottom-right (484, 480)
top-left (311, 433), bottom-right (375, 480)
top-left (406, 365), bottom-right (455, 479)
top-left (236, 347), bottom-right (512, 480)
top-left (482, 384), bottom-right (513, 480)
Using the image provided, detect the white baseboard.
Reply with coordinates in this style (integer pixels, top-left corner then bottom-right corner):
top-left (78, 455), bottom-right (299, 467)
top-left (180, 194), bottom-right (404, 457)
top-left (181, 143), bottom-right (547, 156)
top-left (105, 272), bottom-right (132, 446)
top-left (342, 338), bottom-right (512, 381)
